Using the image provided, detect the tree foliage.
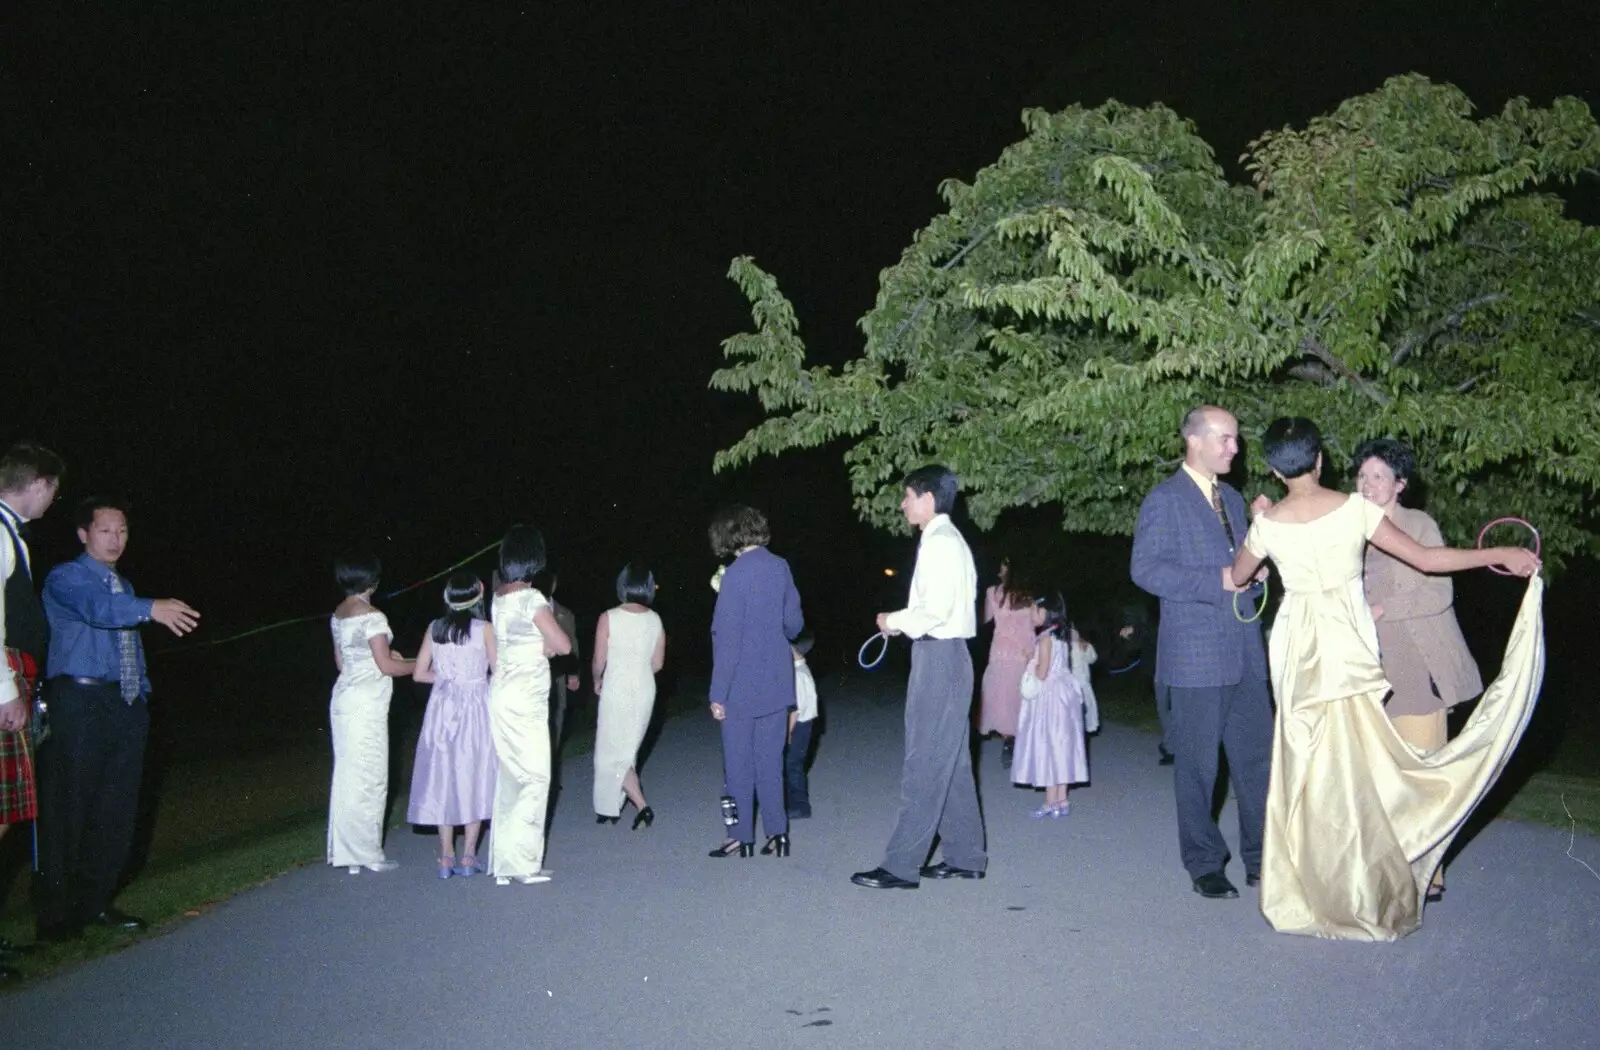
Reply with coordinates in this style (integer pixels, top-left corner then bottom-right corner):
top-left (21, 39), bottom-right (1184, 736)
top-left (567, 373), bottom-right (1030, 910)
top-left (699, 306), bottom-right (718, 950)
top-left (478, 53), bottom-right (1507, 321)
top-left (711, 76), bottom-right (1600, 564)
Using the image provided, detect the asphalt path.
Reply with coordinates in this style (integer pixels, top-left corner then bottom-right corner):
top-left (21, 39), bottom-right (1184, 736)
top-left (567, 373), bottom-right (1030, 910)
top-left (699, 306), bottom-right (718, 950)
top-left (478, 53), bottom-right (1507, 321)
top-left (11, 671), bottom-right (1600, 1048)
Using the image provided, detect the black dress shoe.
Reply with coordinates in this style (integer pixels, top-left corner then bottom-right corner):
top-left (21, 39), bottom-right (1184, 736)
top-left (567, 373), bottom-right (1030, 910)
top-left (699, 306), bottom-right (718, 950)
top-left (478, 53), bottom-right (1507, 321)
top-left (920, 861), bottom-right (985, 880)
top-left (1246, 873), bottom-right (1260, 888)
top-left (1192, 871), bottom-right (1239, 899)
top-left (1425, 884), bottom-right (1445, 904)
top-left (631, 806), bottom-right (654, 830)
top-left (1158, 751), bottom-right (1176, 766)
top-left (759, 833), bottom-right (790, 857)
top-left (851, 867), bottom-right (918, 889)
top-left (596, 814), bottom-right (620, 825)
top-left (90, 909), bottom-right (148, 932)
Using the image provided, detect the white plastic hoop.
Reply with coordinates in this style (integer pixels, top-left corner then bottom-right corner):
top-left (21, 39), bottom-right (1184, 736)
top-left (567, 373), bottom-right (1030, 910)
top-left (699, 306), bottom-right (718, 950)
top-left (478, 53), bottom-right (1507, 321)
top-left (857, 631), bottom-right (890, 670)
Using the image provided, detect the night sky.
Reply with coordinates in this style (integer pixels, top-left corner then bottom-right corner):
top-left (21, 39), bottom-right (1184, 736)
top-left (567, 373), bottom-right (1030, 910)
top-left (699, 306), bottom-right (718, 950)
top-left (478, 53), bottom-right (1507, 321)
top-left (6, 3), bottom-right (1597, 661)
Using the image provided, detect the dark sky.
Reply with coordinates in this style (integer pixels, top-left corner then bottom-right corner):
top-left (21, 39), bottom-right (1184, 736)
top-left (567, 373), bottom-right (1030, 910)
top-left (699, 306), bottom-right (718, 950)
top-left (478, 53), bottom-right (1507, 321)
top-left (6, 3), bottom-right (1597, 648)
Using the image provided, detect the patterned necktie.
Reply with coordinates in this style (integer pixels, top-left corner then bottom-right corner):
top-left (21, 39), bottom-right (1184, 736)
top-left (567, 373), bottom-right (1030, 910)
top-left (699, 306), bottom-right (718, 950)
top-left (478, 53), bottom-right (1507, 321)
top-left (1210, 482), bottom-right (1238, 552)
top-left (110, 573), bottom-right (141, 703)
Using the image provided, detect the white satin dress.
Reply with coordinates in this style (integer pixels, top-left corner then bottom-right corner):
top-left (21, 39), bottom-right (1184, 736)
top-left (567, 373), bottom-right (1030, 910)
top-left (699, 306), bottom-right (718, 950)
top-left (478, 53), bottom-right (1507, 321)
top-left (488, 588), bottom-right (554, 881)
top-left (326, 611), bottom-right (395, 869)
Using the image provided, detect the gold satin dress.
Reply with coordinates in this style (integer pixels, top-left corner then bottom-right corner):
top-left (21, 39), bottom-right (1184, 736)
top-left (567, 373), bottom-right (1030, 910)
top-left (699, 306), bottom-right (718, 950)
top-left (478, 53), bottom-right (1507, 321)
top-left (1245, 495), bottom-right (1545, 941)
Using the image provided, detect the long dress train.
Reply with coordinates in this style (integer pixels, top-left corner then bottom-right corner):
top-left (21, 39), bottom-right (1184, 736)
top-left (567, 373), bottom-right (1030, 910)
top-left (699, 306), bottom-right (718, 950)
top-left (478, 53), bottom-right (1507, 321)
top-left (1246, 494), bottom-right (1544, 940)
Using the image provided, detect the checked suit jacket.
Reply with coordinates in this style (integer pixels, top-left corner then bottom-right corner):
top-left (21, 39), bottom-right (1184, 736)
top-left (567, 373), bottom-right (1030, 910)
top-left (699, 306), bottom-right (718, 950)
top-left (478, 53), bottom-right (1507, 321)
top-left (1129, 469), bottom-right (1268, 689)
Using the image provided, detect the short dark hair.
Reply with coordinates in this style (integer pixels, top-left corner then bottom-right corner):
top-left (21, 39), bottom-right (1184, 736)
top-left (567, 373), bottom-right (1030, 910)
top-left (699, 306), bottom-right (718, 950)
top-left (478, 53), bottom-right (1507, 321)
top-left (1350, 437), bottom-right (1417, 483)
top-left (616, 563), bottom-right (657, 605)
top-left (1261, 417), bottom-right (1322, 479)
top-left (432, 571), bottom-right (486, 645)
top-left (708, 505), bottom-right (770, 559)
top-left (75, 494), bottom-right (131, 532)
top-left (0, 441), bottom-right (66, 494)
top-left (335, 553), bottom-right (382, 596)
top-left (903, 465), bottom-right (958, 515)
top-left (790, 627), bottom-right (815, 657)
top-left (499, 525), bottom-right (548, 585)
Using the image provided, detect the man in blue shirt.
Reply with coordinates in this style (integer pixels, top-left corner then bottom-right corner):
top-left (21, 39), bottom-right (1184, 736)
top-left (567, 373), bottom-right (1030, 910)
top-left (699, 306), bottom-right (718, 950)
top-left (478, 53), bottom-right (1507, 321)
top-left (36, 496), bottom-right (199, 942)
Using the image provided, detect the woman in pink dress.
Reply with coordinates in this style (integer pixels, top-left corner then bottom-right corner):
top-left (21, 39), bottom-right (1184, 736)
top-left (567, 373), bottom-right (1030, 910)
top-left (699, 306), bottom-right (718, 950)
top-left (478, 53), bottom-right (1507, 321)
top-left (980, 560), bottom-right (1034, 768)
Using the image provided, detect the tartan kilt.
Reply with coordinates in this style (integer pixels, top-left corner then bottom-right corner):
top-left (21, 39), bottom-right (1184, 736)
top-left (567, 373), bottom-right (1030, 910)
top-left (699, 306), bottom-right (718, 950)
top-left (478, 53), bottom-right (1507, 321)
top-left (2, 647), bottom-right (39, 824)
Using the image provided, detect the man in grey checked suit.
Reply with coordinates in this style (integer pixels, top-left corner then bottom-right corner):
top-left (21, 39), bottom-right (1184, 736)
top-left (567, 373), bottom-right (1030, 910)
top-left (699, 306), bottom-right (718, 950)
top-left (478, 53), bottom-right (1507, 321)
top-left (1130, 406), bottom-right (1272, 900)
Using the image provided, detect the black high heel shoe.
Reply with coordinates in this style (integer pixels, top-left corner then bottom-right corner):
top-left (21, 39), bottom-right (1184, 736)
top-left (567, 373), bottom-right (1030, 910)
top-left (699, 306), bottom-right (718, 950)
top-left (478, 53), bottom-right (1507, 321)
top-left (708, 839), bottom-right (755, 858)
top-left (632, 806), bottom-right (654, 830)
top-left (596, 814), bottom-right (619, 825)
top-left (759, 833), bottom-right (790, 857)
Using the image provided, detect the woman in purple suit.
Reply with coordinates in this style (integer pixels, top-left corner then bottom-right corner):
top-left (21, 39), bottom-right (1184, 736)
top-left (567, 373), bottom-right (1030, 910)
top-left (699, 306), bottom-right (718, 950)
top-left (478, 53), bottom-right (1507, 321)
top-left (707, 505), bottom-right (805, 858)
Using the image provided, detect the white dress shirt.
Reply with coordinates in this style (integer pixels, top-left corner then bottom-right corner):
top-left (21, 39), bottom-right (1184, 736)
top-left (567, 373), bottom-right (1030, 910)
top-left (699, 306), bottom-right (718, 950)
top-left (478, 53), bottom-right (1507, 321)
top-left (884, 514), bottom-right (977, 640)
top-left (0, 500), bottom-right (21, 705)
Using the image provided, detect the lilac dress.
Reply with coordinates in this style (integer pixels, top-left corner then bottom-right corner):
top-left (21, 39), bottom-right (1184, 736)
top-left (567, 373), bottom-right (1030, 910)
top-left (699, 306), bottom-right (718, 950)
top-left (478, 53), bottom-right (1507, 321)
top-left (1011, 635), bottom-right (1089, 788)
top-left (407, 620), bottom-right (496, 826)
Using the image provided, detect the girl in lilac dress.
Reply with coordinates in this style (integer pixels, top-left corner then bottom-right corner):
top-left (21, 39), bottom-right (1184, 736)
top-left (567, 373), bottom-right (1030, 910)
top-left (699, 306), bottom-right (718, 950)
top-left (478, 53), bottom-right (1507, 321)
top-left (408, 572), bottom-right (498, 879)
top-left (1011, 592), bottom-right (1089, 817)
top-left (980, 559), bottom-right (1034, 768)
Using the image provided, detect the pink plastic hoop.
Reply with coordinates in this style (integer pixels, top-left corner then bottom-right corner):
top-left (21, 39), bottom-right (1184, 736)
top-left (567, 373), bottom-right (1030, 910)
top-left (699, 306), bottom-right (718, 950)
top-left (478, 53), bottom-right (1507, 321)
top-left (1476, 517), bottom-right (1540, 577)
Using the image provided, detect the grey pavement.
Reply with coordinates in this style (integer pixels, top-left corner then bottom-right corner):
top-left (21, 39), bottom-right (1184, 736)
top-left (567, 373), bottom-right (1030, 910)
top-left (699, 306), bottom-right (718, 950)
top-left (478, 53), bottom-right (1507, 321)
top-left (11, 671), bottom-right (1600, 1049)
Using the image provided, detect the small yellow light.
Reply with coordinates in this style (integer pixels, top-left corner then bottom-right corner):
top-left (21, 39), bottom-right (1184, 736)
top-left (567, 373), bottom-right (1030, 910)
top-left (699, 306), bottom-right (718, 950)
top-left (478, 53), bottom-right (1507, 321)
top-left (883, 568), bottom-right (897, 577)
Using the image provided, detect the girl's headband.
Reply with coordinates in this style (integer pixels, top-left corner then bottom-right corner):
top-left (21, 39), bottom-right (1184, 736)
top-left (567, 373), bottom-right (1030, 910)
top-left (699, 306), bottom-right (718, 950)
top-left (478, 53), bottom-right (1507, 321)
top-left (445, 583), bottom-right (485, 611)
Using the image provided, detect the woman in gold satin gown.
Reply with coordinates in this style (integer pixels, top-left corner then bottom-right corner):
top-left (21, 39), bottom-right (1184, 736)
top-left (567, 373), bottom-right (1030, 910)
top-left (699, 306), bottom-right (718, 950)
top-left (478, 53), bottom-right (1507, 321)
top-left (1230, 419), bottom-right (1543, 941)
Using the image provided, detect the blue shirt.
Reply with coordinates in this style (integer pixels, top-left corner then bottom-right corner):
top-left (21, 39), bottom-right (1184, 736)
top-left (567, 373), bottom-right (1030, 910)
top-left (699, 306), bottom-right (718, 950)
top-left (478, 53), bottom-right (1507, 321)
top-left (43, 553), bottom-right (155, 696)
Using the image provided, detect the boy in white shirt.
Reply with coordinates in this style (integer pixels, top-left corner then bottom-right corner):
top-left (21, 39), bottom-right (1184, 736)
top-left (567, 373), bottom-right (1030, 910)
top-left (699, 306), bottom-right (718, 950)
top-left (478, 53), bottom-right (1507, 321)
top-left (783, 630), bottom-right (818, 821)
top-left (851, 465), bottom-right (985, 890)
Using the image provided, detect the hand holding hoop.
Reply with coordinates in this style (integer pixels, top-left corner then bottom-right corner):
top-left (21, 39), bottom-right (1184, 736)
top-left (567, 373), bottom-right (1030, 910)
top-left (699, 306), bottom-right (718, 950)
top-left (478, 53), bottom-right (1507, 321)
top-left (1476, 517), bottom-right (1541, 577)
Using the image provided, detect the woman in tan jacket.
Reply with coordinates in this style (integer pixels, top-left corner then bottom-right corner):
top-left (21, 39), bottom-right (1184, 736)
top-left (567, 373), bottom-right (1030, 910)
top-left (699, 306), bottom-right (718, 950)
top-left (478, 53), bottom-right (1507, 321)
top-left (1354, 439), bottom-right (1484, 900)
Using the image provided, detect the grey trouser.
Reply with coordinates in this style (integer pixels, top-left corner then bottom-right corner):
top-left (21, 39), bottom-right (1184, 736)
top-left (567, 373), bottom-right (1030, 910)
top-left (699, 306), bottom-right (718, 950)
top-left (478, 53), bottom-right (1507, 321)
top-left (1170, 678), bottom-right (1272, 880)
top-left (882, 638), bottom-right (986, 882)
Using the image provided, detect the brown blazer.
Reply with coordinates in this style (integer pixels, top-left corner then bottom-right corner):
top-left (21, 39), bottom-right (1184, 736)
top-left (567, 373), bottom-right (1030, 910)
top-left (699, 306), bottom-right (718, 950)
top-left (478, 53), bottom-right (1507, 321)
top-left (1363, 506), bottom-right (1484, 716)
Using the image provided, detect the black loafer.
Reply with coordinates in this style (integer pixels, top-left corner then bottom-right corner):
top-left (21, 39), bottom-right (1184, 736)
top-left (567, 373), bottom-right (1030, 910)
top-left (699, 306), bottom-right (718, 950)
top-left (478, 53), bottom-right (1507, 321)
top-left (1193, 871), bottom-right (1239, 899)
top-left (89, 909), bottom-right (148, 932)
top-left (920, 862), bottom-right (985, 880)
top-left (851, 867), bottom-right (918, 889)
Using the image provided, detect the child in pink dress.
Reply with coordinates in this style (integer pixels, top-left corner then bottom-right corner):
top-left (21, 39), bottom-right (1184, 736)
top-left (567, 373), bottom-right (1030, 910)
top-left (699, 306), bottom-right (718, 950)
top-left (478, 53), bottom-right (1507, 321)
top-left (1010, 592), bottom-right (1089, 817)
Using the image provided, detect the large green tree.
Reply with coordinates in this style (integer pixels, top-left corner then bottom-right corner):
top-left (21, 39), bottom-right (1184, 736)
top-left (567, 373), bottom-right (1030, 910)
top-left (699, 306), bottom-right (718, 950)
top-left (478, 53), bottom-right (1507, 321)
top-left (711, 76), bottom-right (1600, 564)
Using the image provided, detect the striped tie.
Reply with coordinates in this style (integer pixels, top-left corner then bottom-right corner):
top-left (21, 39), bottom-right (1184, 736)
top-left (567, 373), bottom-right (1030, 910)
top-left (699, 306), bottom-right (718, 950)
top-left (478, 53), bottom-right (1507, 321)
top-left (110, 574), bottom-right (141, 703)
top-left (1210, 482), bottom-right (1237, 552)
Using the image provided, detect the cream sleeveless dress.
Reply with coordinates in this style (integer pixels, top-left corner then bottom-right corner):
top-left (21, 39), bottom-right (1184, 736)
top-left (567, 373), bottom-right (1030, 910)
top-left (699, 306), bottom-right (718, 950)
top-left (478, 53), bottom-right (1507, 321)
top-left (327, 611), bottom-right (394, 869)
top-left (488, 587), bottom-right (554, 880)
top-left (592, 607), bottom-right (664, 818)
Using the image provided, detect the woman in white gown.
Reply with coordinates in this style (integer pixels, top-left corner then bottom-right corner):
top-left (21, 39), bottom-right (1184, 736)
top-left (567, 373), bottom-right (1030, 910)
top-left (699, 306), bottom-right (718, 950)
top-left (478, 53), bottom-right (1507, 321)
top-left (1229, 419), bottom-right (1542, 940)
top-left (592, 564), bottom-right (667, 828)
top-left (488, 526), bottom-right (571, 886)
top-left (327, 554), bottom-right (415, 874)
